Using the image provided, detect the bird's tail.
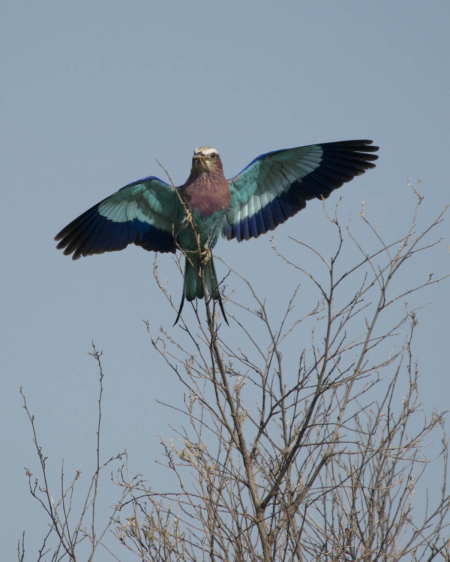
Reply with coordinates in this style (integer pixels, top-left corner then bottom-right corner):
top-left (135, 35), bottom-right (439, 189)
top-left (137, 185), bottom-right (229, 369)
top-left (183, 254), bottom-right (220, 302)
top-left (174, 255), bottom-right (228, 325)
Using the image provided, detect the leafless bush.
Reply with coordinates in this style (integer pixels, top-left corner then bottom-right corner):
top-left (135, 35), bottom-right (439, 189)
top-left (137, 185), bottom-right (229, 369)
top-left (21, 181), bottom-right (450, 561)
top-left (114, 182), bottom-right (450, 561)
top-left (19, 346), bottom-right (125, 561)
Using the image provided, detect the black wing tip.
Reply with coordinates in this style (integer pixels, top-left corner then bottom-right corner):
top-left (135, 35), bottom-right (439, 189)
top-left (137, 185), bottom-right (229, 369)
top-left (55, 228), bottom-right (87, 258)
top-left (328, 139), bottom-right (377, 146)
top-left (324, 139), bottom-right (378, 153)
top-left (55, 232), bottom-right (75, 254)
top-left (358, 140), bottom-right (379, 154)
top-left (54, 221), bottom-right (83, 244)
top-left (55, 227), bottom-right (69, 242)
top-left (324, 140), bottom-right (379, 167)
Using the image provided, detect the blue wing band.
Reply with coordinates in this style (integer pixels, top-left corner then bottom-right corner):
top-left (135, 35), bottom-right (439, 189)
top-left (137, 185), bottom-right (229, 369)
top-left (223, 140), bottom-right (379, 242)
top-left (55, 176), bottom-right (180, 259)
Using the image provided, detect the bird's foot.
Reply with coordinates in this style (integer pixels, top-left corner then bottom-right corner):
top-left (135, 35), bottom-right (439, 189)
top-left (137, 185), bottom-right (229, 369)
top-left (200, 246), bottom-right (212, 265)
top-left (181, 208), bottom-right (195, 229)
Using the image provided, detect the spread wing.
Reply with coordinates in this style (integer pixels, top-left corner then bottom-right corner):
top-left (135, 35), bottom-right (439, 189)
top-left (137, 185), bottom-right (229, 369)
top-left (55, 177), bottom-right (183, 259)
top-left (223, 140), bottom-right (379, 242)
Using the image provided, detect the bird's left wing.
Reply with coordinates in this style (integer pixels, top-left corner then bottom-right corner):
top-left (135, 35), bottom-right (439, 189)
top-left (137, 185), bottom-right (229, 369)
top-left (223, 140), bottom-right (379, 242)
top-left (55, 176), bottom-right (183, 259)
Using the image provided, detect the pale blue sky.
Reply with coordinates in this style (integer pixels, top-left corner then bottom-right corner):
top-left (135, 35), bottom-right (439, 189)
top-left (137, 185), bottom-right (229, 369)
top-left (2, 1), bottom-right (449, 559)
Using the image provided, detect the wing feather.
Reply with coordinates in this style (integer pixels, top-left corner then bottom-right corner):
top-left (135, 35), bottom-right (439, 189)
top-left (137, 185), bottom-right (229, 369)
top-left (223, 140), bottom-right (379, 242)
top-left (55, 176), bottom-right (182, 259)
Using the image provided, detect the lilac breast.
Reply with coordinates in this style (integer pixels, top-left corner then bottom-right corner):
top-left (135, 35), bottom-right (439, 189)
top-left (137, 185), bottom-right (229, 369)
top-left (183, 174), bottom-right (231, 218)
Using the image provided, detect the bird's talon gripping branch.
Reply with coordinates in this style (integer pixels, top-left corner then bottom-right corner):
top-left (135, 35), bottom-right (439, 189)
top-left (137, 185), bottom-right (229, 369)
top-left (181, 208), bottom-right (194, 229)
top-left (200, 246), bottom-right (212, 266)
top-left (55, 141), bottom-right (379, 326)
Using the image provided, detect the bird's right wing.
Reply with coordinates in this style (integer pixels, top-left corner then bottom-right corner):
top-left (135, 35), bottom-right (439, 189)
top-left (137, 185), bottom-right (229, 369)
top-left (55, 176), bottom-right (183, 259)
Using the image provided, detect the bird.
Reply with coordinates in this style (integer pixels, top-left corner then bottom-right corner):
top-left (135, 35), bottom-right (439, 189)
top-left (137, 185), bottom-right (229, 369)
top-left (55, 140), bottom-right (379, 324)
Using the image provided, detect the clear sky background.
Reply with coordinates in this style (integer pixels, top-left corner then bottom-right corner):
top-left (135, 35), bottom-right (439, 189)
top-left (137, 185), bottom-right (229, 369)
top-left (2, 1), bottom-right (449, 559)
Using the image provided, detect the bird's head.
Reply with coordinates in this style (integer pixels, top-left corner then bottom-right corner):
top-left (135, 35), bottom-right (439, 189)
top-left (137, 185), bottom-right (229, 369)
top-left (191, 146), bottom-right (223, 174)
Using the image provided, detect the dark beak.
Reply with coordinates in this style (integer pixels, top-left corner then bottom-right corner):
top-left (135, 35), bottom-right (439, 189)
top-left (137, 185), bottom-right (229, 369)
top-left (193, 155), bottom-right (206, 167)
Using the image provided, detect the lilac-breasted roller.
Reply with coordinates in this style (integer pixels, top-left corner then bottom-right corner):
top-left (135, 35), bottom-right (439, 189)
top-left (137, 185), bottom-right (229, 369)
top-left (55, 140), bottom-right (379, 322)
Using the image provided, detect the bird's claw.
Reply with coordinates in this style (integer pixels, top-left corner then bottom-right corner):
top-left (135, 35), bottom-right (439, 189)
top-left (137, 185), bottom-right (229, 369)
top-left (181, 208), bottom-right (195, 229)
top-left (200, 246), bottom-right (212, 265)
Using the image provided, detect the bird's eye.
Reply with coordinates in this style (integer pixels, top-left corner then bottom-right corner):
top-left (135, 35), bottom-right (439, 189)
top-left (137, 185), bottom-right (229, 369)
top-left (211, 153), bottom-right (216, 158)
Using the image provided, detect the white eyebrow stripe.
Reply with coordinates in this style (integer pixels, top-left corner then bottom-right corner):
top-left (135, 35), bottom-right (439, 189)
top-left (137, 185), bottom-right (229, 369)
top-left (194, 146), bottom-right (219, 156)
